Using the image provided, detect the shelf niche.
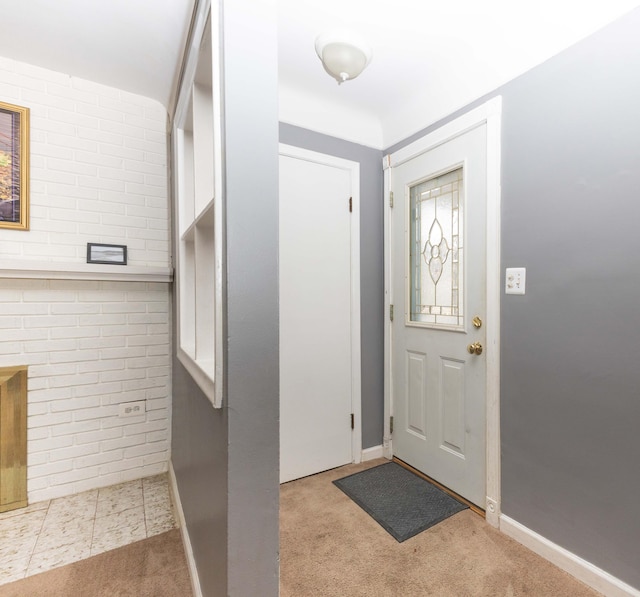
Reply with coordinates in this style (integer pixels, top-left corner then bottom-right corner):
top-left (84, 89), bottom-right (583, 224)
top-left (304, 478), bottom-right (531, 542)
top-left (173, 7), bottom-right (223, 406)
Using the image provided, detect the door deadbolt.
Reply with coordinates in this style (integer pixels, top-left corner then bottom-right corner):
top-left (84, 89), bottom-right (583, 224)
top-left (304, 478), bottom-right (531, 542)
top-left (467, 342), bottom-right (483, 355)
top-left (472, 316), bottom-right (482, 329)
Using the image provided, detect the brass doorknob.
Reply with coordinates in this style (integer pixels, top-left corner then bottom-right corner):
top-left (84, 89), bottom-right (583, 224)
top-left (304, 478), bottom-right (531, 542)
top-left (467, 342), bottom-right (483, 355)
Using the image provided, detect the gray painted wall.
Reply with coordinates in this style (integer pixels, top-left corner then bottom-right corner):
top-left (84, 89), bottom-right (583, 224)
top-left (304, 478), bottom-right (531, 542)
top-left (171, 360), bottom-right (228, 595)
top-left (171, 1), bottom-right (279, 596)
top-left (171, 2), bottom-right (640, 593)
top-left (223, 1), bottom-right (279, 594)
top-left (387, 7), bottom-right (640, 589)
top-left (499, 10), bottom-right (640, 588)
top-left (279, 124), bottom-right (384, 449)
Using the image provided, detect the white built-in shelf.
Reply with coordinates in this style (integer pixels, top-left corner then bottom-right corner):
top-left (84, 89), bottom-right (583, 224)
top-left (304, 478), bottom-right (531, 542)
top-left (181, 198), bottom-right (214, 242)
top-left (0, 261), bottom-right (173, 282)
top-left (173, 4), bottom-right (224, 408)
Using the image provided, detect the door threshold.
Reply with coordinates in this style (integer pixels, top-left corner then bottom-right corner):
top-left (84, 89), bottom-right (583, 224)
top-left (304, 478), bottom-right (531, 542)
top-left (392, 457), bottom-right (485, 518)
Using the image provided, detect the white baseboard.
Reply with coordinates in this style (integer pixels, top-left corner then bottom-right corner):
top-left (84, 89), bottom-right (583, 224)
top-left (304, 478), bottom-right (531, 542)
top-left (169, 461), bottom-right (203, 597)
top-left (500, 515), bottom-right (640, 597)
top-left (361, 445), bottom-right (385, 461)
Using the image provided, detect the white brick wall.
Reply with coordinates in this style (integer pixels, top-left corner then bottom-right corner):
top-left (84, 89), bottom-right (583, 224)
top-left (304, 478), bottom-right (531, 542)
top-left (0, 57), bottom-right (172, 503)
top-left (0, 280), bottom-right (170, 502)
top-left (0, 56), bottom-right (169, 267)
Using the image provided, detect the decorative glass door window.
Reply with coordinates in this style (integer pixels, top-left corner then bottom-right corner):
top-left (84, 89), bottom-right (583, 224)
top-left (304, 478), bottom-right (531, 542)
top-left (409, 167), bottom-right (464, 328)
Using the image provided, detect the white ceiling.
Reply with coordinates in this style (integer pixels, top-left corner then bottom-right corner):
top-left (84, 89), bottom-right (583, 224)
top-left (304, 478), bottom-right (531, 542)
top-left (0, 0), bottom-right (195, 110)
top-left (0, 1), bottom-right (638, 147)
top-left (278, 0), bottom-right (640, 147)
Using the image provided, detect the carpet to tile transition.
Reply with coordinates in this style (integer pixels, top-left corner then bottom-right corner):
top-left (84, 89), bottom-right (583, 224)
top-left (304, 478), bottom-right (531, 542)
top-left (333, 461), bottom-right (467, 542)
top-left (0, 529), bottom-right (192, 597)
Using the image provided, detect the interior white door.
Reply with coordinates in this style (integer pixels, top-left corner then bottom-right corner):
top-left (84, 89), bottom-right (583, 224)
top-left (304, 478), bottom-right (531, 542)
top-left (279, 150), bottom-right (354, 483)
top-left (390, 124), bottom-right (487, 507)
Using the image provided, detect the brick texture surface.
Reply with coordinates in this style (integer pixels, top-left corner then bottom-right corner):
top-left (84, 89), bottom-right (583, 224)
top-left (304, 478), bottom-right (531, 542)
top-left (0, 58), bottom-right (171, 503)
top-left (0, 280), bottom-right (171, 502)
top-left (0, 56), bottom-right (169, 267)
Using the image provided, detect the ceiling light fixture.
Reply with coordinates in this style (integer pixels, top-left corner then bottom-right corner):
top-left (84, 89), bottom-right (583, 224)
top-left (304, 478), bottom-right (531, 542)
top-left (315, 32), bottom-right (372, 85)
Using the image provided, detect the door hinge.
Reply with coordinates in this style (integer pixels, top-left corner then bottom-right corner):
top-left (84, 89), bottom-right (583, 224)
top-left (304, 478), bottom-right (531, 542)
top-left (351, 413), bottom-right (355, 430)
top-left (390, 416), bottom-right (394, 435)
top-left (389, 191), bottom-right (394, 208)
top-left (349, 196), bottom-right (352, 213)
top-left (389, 304), bottom-right (394, 322)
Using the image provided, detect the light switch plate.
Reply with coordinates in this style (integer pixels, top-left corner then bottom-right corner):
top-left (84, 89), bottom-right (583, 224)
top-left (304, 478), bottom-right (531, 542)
top-left (505, 267), bottom-right (526, 295)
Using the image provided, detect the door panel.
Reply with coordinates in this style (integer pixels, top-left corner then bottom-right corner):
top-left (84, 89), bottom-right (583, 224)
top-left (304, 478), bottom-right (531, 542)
top-left (279, 153), bottom-right (353, 483)
top-left (406, 350), bottom-right (427, 438)
top-left (391, 125), bottom-right (487, 507)
top-left (441, 357), bottom-right (465, 456)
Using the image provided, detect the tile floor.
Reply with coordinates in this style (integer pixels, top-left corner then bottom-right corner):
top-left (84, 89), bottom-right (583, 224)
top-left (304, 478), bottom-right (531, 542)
top-left (0, 474), bottom-right (177, 586)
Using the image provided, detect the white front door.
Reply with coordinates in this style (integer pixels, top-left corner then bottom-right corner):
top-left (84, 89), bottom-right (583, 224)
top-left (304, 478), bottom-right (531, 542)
top-left (390, 124), bottom-right (487, 507)
top-left (279, 146), bottom-right (360, 484)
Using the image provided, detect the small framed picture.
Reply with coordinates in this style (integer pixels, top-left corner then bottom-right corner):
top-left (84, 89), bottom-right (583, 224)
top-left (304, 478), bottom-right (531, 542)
top-left (86, 243), bottom-right (127, 265)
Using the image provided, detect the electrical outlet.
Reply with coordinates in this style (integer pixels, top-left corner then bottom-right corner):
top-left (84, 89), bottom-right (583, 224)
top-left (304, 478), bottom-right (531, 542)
top-left (505, 267), bottom-right (526, 295)
top-left (118, 401), bottom-right (146, 418)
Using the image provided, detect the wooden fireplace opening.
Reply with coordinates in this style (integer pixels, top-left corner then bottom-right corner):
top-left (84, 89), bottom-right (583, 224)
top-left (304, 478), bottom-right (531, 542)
top-left (0, 365), bottom-right (27, 512)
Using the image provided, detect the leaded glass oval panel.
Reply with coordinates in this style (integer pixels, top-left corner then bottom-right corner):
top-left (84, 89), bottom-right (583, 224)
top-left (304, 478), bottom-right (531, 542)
top-left (409, 166), bottom-right (464, 328)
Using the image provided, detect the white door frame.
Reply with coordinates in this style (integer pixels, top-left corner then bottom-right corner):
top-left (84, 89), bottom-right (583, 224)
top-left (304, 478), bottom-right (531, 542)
top-left (383, 97), bottom-right (502, 527)
top-left (279, 143), bottom-right (363, 466)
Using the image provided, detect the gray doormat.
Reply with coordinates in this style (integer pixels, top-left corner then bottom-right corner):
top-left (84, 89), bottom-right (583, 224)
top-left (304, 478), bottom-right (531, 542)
top-left (333, 462), bottom-right (468, 542)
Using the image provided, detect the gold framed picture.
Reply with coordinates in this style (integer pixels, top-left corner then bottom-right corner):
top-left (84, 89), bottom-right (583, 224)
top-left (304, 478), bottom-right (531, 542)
top-left (0, 100), bottom-right (29, 230)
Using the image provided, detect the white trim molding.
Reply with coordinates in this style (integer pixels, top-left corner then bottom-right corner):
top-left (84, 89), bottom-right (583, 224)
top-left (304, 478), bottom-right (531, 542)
top-left (501, 516), bottom-right (640, 597)
top-left (383, 96), bottom-right (502, 527)
top-left (361, 445), bottom-right (385, 462)
top-left (382, 154), bottom-right (393, 461)
top-left (0, 261), bottom-right (172, 282)
top-left (169, 462), bottom-right (203, 597)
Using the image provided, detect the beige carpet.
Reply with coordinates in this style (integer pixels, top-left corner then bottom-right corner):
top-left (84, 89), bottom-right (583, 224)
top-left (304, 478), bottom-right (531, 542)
top-left (281, 459), bottom-right (601, 597)
top-left (0, 530), bottom-right (192, 597)
top-left (2, 462), bottom-right (604, 596)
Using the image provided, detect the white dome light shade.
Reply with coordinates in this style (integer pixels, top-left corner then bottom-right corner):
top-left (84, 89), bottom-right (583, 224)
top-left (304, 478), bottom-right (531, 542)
top-left (315, 33), bottom-right (372, 84)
